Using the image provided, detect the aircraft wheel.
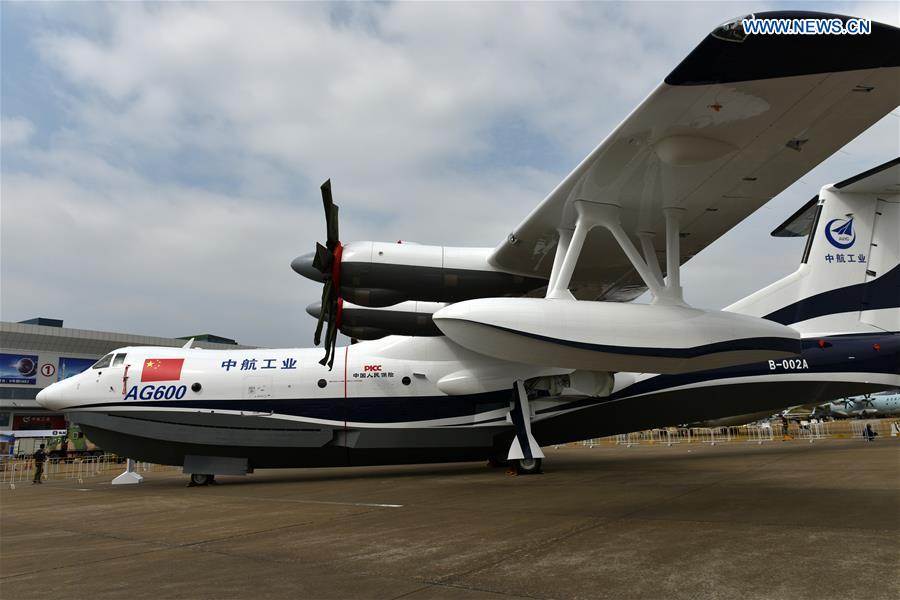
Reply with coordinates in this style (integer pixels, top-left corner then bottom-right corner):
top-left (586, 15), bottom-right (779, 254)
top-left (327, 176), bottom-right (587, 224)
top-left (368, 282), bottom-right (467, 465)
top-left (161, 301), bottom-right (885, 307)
top-left (515, 458), bottom-right (542, 475)
top-left (189, 473), bottom-right (212, 486)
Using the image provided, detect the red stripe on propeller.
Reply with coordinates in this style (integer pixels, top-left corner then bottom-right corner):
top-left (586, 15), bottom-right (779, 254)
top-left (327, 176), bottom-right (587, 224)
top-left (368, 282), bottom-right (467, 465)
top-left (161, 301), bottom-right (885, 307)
top-left (332, 242), bottom-right (343, 327)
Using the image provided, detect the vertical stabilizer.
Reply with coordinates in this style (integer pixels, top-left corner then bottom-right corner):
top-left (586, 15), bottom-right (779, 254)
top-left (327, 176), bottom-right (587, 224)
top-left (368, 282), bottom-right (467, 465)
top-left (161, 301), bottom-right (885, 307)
top-left (727, 158), bottom-right (900, 336)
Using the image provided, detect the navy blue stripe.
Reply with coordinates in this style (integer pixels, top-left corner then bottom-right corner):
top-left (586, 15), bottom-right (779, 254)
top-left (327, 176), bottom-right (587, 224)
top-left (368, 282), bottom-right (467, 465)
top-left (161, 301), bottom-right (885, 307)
top-left (73, 391), bottom-right (510, 424)
top-left (764, 264), bottom-right (900, 325)
top-left (666, 11), bottom-right (900, 86)
top-left (834, 157), bottom-right (900, 189)
top-left (771, 194), bottom-right (819, 238)
top-left (478, 323), bottom-right (798, 359)
top-left (536, 332), bottom-right (899, 417)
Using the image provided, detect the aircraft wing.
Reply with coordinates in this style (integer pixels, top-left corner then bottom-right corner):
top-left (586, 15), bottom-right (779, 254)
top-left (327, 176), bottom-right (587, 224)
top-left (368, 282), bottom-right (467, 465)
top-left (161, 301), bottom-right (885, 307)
top-left (489, 11), bottom-right (900, 302)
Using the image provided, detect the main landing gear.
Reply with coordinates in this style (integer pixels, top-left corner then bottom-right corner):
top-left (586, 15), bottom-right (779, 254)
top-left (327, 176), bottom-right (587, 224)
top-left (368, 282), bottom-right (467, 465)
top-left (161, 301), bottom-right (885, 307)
top-left (188, 473), bottom-right (216, 486)
top-left (487, 456), bottom-right (543, 474)
top-left (513, 457), bottom-right (543, 475)
top-left (503, 380), bottom-right (545, 476)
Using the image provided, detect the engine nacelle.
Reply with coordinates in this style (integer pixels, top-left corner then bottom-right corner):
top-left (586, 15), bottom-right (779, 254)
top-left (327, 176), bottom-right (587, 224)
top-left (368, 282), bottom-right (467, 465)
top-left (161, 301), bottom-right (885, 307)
top-left (433, 298), bottom-right (801, 374)
top-left (307, 300), bottom-right (444, 340)
top-left (293, 242), bottom-right (546, 307)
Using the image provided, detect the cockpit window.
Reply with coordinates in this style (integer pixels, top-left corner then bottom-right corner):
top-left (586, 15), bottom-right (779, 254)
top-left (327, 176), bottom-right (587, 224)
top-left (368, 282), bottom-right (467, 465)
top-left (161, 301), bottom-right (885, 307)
top-left (91, 354), bottom-right (113, 369)
top-left (112, 353), bottom-right (127, 367)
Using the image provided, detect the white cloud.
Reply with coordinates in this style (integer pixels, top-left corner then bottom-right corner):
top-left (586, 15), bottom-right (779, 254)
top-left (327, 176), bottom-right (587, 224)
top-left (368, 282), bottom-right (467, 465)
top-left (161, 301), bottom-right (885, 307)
top-left (1, 116), bottom-right (35, 146)
top-left (29, 2), bottom-right (729, 181)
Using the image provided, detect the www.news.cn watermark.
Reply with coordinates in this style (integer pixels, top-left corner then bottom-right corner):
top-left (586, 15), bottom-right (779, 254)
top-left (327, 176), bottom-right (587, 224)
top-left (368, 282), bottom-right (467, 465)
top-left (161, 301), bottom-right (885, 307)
top-left (742, 17), bottom-right (872, 35)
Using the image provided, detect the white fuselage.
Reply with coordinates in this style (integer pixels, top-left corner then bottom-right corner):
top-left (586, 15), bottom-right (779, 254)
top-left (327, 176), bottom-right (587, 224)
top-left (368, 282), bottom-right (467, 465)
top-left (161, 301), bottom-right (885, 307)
top-left (35, 330), bottom-right (899, 471)
top-left (38, 337), bottom-right (570, 427)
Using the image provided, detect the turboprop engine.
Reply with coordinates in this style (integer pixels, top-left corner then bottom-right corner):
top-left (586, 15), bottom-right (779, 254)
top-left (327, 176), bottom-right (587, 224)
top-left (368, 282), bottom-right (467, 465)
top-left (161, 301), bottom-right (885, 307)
top-left (292, 242), bottom-right (546, 307)
top-left (432, 298), bottom-right (801, 374)
top-left (306, 300), bottom-right (444, 340)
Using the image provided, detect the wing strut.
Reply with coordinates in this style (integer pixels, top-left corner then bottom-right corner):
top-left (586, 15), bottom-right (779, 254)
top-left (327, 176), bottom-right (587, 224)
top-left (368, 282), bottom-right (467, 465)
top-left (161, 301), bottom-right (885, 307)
top-left (545, 201), bottom-right (685, 306)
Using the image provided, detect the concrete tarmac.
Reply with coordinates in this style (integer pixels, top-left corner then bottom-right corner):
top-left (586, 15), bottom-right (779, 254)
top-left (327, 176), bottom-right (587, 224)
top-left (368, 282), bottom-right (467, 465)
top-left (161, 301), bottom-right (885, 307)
top-left (2, 439), bottom-right (898, 600)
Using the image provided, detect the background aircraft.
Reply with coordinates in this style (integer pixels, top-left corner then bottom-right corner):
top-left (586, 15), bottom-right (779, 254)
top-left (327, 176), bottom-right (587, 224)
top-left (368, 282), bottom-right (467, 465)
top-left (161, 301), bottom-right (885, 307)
top-left (37, 12), bottom-right (900, 483)
top-left (814, 389), bottom-right (900, 418)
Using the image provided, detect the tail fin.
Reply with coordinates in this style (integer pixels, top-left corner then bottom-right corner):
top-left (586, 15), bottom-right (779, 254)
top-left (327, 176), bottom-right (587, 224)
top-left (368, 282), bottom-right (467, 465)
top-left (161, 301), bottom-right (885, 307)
top-left (727, 158), bottom-right (900, 335)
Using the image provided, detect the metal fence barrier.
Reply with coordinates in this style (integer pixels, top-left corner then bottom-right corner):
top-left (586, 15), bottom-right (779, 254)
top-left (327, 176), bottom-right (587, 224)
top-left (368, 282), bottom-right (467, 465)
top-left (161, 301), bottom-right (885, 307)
top-left (0, 455), bottom-right (179, 487)
top-left (0, 454), bottom-right (120, 486)
top-left (745, 424), bottom-right (774, 444)
top-left (796, 421), bottom-right (830, 442)
top-left (850, 420), bottom-right (885, 440)
top-left (569, 419), bottom-right (896, 449)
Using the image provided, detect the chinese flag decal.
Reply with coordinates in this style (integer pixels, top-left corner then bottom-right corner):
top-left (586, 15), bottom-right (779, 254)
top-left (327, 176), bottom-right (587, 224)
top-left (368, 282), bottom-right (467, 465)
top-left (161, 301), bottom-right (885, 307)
top-left (141, 358), bottom-right (185, 382)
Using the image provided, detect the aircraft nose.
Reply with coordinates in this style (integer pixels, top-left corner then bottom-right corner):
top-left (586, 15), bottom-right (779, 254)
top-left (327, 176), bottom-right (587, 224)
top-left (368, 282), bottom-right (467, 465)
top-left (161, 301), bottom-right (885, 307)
top-left (291, 252), bottom-right (324, 282)
top-left (36, 384), bottom-right (66, 411)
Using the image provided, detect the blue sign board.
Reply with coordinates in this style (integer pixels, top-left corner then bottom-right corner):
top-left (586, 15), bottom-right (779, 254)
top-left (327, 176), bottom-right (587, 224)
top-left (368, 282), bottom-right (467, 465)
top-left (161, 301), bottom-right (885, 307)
top-left (0, 353), bottom-right (39, 384)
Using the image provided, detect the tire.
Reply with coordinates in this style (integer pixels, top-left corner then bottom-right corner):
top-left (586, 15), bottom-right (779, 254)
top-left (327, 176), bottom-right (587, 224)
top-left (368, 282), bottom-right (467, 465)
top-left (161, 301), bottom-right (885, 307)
top-left (515, 458), bottom-right (543, 475)
top-left (189, 473), bottom-right (212, 486)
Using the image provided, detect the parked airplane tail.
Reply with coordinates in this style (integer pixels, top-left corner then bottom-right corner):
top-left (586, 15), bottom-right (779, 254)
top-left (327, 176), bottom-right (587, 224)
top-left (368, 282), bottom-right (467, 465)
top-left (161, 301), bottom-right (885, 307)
top-left (727, 158), bottom-right (900, 336)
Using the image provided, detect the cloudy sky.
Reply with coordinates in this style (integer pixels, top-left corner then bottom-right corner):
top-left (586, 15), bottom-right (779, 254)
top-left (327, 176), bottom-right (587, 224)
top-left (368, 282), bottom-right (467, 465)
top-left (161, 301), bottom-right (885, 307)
top-left (2, 1), bottom-right (898, 348)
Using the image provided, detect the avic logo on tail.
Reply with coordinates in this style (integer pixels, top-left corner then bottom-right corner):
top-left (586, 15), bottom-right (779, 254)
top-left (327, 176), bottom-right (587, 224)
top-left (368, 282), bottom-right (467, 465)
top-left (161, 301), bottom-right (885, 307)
top-left (824, 217), bottom-right (855, 249)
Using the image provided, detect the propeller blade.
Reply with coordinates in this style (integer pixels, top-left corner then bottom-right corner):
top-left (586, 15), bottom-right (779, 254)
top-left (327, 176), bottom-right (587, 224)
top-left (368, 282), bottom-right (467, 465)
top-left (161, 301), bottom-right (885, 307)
top-left (327, 204), bottom-right (340, 247)
top-left (312, 243), bottom-right (332, 274)
top-left (321, 180), bottom-right (340, 246)
top-left (321, 178), bottom-right (333, 212)
top-left (320, 317), bottom-right (338, 368)
top-left (307, 179), bottom-right (343, 368)
top-left (313, 279), bottom-right (332, 346)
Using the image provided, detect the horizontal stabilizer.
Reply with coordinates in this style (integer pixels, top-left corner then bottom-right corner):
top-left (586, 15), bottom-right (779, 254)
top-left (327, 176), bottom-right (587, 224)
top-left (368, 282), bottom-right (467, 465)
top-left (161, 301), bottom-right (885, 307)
top-left (772, 158), bottom-right (900, 237)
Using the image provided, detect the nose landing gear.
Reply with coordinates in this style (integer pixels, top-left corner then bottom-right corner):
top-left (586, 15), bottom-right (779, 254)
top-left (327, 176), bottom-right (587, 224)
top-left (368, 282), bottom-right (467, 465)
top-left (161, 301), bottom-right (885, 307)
top-left (188, 473), bottom-right (216, 486)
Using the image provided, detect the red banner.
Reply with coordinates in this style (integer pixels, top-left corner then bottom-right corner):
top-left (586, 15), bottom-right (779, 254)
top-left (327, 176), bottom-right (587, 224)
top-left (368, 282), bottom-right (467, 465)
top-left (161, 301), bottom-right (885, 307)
top-left (13, 415), bottom-right (67, 430)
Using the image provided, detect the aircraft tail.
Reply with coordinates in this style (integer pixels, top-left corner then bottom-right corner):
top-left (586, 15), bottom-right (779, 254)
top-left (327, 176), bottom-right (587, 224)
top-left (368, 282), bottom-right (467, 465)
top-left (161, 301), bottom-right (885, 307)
top-left (727, 158), bottom-right (899, 336)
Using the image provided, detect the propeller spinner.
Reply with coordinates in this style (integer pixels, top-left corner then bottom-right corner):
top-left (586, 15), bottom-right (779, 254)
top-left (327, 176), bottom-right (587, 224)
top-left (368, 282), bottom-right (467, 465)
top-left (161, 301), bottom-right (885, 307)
top-left (311, 179), bottom-right (343, 369)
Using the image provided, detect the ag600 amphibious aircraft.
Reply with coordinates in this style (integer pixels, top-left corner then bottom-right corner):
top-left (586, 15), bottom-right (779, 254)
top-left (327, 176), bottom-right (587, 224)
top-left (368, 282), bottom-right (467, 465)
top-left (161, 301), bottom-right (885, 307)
top-left (38, 12), bottom-right (900, 484)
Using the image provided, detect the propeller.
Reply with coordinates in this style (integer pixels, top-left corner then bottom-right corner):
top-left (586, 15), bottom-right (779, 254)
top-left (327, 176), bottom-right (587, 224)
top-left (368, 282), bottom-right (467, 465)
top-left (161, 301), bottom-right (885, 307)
top-left (310, 179), bottom-right (343, 369)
